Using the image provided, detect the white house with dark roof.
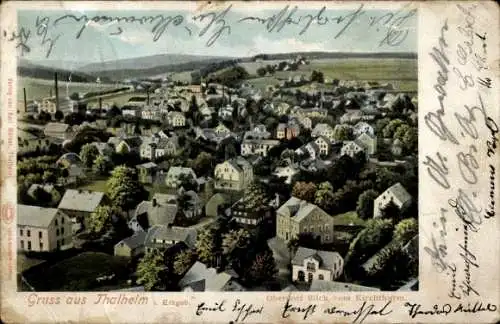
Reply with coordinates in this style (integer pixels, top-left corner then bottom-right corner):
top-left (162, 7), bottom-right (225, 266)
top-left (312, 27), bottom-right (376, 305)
top-left (353, 121), bottom-right (375, 137)
top-left (276, 197), bottom-right (335, 244)
top-left (312, 123), bottom-right (335, 141)
top-left (17, 205), bottom-right (73, 252)
top-left (240, 139), bottom-right (280, 157)
top-left (295, 142), bottom-right (320, 160)
top-left (340, 140), bottom-right (367, 158)
top-left (373, 182), bottom-right (412, 218)
top-left (292, 247), bottom-right (344, 283)
top-left (314, 136), bottom-right (331, 156)
top-left (214, 157), bottom-right (253, 191)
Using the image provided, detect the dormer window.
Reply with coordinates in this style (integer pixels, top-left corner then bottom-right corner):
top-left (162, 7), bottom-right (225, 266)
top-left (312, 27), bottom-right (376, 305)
top-left (306, 262), bottom-right (316, 272)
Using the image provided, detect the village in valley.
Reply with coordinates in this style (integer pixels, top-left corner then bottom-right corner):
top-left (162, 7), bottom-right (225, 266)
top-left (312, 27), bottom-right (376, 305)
top-left (17, 53), bottom-right (419, 293)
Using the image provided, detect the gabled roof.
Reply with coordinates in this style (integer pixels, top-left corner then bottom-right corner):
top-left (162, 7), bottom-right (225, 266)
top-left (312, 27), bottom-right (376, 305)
top-left (134, 200), bottom-right (178, 226)
top-left (145, 225), bottom-right (197, 248)
top-left (58, 189), bottom-right (105, 212)
top-left (292, 247), bottom-right (343, 271)
top-left (277, 197), bottom-right (328, 222)
top-left (44, 122), bottom-right (71, 133)
top-left (18, 204), bottom-right (63, 228)
top-left (136, 162), bottom-right (158, 169)
top-left (117, 230), bottom-right (147, 249)
top-left (179, 261), bottom-right (237, 291)
top-left (383, 182), bottom-right (412, 204)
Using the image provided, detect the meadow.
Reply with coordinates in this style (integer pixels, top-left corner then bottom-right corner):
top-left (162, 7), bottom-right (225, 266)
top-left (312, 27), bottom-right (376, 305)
top-left (243, 58), bottom-right (418, 92)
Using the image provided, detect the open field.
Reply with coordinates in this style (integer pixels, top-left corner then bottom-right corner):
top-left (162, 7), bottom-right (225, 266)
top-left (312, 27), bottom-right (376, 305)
top-left (18, 77), bottom-right (125, 101)
top-left (242, 58), bottom-right (418, 92)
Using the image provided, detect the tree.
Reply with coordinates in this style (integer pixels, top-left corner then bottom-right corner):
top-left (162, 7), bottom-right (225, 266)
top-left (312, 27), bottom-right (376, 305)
top-left (345, 218), bottom-right (394, 269)
top-left (93, 155), bottom-right (112, 175)
top-left (256, 67), bottom-right (267, 77)
top-left (69, 92), bottom-right (80, 100)
top-left (314, 181), bottom-right (335, 212)
top-left (382, 119), bottom-right (404, 138)
top-left (54, 110), bottom-right (64, 121)
top-left (107, 166), bottom-right (148, 212)
top-left (136, 250), bottom-right (167, 291)
top-left (381, 200), bottom-right (401, 221)
top-left (173, 249), bottom-right (197, 275)
top-left (88, 205), bottom-right (115, 234)
top-left (195, 226), bottom-right (219, 266)
top-left (356, 189), bottom-right (379, 220)
top-left (80, 143), bottom-right (99, 168)
top-left (288, 232), bottom-right (321, 254)
top-left (393, 218), bottom-right (418, 243)
top-left (32, 186), bottom-right (52, 207)
top-left (292, 181), bottom-right (317, 203)
top-left (310, 70), bottom-right (324, 83)
top-left (333, 124), bottom-right (354, 141)
top-left (191, 152), bottom-right (214, 177)
top-left (394, 124), bottom-right (411, 142)
top-left (42, 170), bottom-right (56, 183)
top-left (402, 127), bottom-right (418, 153)
top-left (248, 250), bottom-right (278, 284)
top-left (222, 229), bottom-right (251, 269)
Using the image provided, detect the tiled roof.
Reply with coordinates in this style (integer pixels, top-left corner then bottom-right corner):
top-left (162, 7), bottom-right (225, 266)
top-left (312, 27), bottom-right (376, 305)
top-left (117, 230), bottom-right (147, 249)
top-left (18, 204), bottom-right (62, 228)
top-left (58, 189), bottom-right (105, 212)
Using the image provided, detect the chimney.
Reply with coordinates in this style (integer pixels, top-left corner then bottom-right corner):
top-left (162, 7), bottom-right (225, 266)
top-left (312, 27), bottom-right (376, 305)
top-left (146, 88), bottom-right (150, 105)
top-left (23, 88), bottom-right (27, 113)
top-left (54, 72), bottom-right (59, 111)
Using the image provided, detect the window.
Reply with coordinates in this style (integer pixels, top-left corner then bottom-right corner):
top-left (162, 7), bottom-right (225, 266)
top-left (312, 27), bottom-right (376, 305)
top-left (27, 230), bottom-right (31, 237)
top-left (318, 274), bottom-right (324, 280)
top-left (61, 217), bottom-right (65, 224)
top-left (39, 231), bottom-right (42, 239)
top-left (40, 243), bottom-right (44, 250)
top-left (306, 262), bottom-right (316, 271)
top-left (61, 239), bottom-right (65, 245)
top-left (61, 228), bottom-right (65, 235)
top-left (56, 229), bottom-right (59, 236)
top-left (20, 240), bottom-right (24, 249)
top-left (20, 229), bottom-right (23, 236)
top-left (55, 219), bottom-right (58, 226)
top-left (308, 272), bottom-right (313, 282)
top-left (28, 241), bottom-right (32, 250)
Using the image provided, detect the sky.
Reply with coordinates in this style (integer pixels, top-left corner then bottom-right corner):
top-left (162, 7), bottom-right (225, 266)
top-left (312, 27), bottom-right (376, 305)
top-left (17, 4), bottom-right (417, 66)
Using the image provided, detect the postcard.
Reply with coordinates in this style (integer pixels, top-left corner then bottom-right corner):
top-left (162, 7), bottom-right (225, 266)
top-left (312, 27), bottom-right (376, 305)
top-left (0, 1), bottom-right (498, 323)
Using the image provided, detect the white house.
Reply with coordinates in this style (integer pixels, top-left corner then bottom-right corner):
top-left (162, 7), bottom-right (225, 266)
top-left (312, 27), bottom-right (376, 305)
top-left (314, 136), bottom-right (331, 156)
top-left (241, 139), bottom-right (280, 157)
top-left (373, 182), bottom-right (413, 218)
top-left (292, 247), bottom-right (344, 283)
top-left (353, 121), bottom-right (375, 137)
top-left (340, 140), bottom-right (366, 158)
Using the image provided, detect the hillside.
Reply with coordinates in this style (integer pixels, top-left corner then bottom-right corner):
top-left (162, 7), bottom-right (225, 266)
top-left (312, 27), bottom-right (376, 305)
top-left (17, 59), bottom-right (110, 84)
top-left (78, 54), bottom-right (233, 73)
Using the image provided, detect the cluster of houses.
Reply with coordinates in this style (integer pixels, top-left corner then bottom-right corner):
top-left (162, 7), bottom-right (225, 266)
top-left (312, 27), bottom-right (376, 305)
top-left (18, 65), bottom-right (418, 292)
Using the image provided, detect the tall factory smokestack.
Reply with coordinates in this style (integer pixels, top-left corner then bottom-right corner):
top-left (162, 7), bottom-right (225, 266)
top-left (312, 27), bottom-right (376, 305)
top-left (54, 72), bottom-right (59, 111)
top-left (23, 88), bottom-right (28, 113)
